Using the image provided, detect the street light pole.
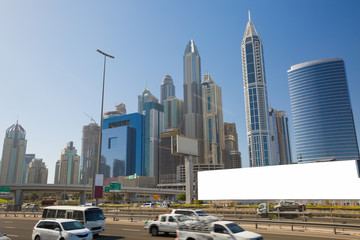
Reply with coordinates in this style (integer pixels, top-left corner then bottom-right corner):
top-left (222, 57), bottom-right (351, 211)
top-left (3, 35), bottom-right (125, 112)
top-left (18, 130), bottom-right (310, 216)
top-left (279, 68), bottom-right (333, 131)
top-left (93, 49), bottom-right (114, 204)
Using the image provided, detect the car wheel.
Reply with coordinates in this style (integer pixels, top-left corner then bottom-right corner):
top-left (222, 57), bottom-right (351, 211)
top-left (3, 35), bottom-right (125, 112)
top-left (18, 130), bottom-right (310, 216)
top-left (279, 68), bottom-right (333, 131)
top-left (35, 236), bottom-right (41, 240)
top-left (150, 226), bottom-right (158, 236)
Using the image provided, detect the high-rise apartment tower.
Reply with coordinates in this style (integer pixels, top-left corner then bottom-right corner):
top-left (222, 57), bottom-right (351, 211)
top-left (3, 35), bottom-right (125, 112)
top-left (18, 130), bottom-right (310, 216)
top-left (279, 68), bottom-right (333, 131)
top-left (202, 73), bottom-right (224, 165)
top-left (81, 122), bottom-right (99, 185)
top-left (54, 142), bottom-right (80, 185)
top-left (183, 40), bottom-right (203, 162)
top-left (160, 74), bottom-right (175, 104)
top-left (138, 88), bottom-right (158, 114)
top-left (241, 12), bottom-right (272, 167)
top-left (25, 158), bottom-right (48, 184)
top-left (0, 122), bottom-right (27, 184)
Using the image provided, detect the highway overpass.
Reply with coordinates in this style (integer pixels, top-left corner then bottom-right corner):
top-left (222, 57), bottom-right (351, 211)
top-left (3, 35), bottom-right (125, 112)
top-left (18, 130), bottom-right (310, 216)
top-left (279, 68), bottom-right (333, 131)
top-left (0, 184), bottom-right (184, 205)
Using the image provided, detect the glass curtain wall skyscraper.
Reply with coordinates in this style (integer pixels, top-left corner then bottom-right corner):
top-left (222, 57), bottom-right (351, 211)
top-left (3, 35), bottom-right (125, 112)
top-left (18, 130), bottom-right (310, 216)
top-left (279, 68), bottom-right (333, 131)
top-left (138, 88), bottom-right (158, 114)
top-left (241, 12), bottom-right (272, 167)
top-left (143, 102), bottom-right (164, 183)
top-left (80, 122), bottom-right (99, 185)
top-left (160, 74), bottom-right (175, 104)
top-left (0, 122), bottom-right (27, 184)
top-left (183, 40), bottom-right (203, 162)
top-left (288, 58), bottom-right (359, 162)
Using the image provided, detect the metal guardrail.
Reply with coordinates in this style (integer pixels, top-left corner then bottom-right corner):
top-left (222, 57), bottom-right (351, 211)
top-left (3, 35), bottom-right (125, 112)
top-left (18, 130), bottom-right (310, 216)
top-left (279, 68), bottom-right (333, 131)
top-left (1, 208), bottom-right (360, 235)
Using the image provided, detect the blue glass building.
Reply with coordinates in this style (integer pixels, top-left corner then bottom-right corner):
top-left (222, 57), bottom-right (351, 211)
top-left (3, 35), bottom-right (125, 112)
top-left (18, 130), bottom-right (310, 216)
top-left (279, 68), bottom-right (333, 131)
top-left (288, 58), bottom-right (359, 163)
top-left (101, 113), bottom-right (144, 178)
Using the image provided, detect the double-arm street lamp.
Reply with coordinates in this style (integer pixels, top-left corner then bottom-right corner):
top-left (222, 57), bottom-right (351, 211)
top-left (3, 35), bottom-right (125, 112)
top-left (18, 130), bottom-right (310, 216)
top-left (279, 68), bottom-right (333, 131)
top-left (93, 49), bottom-right (115, 202)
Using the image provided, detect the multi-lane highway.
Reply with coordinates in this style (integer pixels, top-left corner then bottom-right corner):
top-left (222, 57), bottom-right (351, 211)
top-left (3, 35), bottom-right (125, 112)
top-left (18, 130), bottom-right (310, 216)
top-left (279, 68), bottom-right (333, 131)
top-left (1, 218), bottom-right (359, 240)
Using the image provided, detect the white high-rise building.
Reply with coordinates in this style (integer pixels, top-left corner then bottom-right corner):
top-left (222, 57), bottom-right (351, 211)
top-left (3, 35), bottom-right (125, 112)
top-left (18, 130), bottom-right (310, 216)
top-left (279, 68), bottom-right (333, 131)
top-left (241, 12), bottom-right (272, 167)
top-left (202, 73), bottom-right (224, 165)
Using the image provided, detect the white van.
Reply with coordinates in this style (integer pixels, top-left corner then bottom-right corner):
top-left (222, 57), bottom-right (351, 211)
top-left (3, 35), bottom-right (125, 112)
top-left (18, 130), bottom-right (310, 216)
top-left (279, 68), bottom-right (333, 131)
top-left (42, 206), bottom-right (105, 235)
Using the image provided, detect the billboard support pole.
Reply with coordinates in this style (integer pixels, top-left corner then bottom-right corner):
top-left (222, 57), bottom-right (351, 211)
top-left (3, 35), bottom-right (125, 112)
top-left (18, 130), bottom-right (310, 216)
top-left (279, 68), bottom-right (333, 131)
top-left (185, 156), bottom-right (194, 204)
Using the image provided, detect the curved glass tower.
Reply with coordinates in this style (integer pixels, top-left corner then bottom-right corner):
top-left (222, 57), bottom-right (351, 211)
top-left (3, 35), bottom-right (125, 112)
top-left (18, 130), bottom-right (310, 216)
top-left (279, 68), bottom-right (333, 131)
top-left (241, 12), bottom-right (272, 167)
top-left (288, 58), bottom-right (359, 162)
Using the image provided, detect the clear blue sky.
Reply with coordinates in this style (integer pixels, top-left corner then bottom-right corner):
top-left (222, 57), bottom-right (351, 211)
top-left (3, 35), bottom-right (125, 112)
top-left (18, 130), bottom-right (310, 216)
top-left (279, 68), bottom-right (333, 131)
top-left (1, 0), bottom-right (359, 183)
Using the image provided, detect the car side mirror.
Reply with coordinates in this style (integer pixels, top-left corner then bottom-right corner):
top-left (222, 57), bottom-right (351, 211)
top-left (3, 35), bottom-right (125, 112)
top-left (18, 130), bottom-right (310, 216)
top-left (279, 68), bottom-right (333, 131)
top-left (55, 228), bottom-right (61, 232)
top-left (223, 230), bottom-right (229, 234)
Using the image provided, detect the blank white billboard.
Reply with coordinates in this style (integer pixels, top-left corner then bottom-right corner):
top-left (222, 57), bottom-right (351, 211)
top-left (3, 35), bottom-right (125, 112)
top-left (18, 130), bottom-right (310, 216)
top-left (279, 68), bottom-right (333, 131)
top-left (198, 160), bottom-right (360, 200)
top-left (172, 135), bottom-right (199, 156)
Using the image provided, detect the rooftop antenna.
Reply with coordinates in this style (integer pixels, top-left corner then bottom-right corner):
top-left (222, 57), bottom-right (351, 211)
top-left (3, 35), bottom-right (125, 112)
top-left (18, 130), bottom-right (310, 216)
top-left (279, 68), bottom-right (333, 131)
top-left (248, 10), bottom-right (251, 21)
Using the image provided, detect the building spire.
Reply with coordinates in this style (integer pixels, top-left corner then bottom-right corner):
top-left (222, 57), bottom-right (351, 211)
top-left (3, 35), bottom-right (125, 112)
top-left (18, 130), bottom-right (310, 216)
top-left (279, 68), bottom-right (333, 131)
top-left (248, 10), bottom-right (251, 22)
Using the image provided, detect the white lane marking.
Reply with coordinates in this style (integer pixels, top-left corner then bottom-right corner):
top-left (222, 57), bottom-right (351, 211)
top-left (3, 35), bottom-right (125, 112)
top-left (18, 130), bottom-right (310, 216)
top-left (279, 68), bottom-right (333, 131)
top-left (5, 227), bottom-right (16, 229)
top-left (121, 228), bottom-right (140, 232)
top-left (7, 235), bottom-right (19, 237)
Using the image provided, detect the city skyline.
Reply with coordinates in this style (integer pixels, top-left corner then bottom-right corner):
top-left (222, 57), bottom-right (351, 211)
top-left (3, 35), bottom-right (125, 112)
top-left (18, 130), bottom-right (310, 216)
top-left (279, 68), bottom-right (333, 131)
top-left (0, 1), bottom-right (359, 182)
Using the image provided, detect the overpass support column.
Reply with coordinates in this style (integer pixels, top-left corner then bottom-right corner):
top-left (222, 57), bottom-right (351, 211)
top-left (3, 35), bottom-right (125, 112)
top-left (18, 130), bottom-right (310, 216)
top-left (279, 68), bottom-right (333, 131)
top-left (79, 191), bottom-right (86, 205)
top-left (185, 156), bottom-right (194, 204)
top-left (15, 189), bottom-right (23, 205)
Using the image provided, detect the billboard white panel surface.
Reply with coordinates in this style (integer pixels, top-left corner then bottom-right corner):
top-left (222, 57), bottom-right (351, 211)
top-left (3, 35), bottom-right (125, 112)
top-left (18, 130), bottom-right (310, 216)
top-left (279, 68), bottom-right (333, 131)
top-left (198, 160), bottom-right (360, 200)
top-left (176, 135), bottom-right (199, 156)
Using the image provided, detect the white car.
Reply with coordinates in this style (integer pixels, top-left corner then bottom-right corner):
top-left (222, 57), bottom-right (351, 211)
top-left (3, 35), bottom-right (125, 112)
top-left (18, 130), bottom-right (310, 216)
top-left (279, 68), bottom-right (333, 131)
top-left (141, 203), bottom-right (155, 208)
top-left (32, 219), bottom-right (93, 240)
top-left (0, 231), bottom-right (11, 240)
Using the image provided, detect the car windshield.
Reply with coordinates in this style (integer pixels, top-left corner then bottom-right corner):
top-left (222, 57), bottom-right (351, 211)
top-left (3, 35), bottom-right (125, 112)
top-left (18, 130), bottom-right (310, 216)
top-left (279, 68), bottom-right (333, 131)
top-left (0, 232), bottom-right (4, 237)
top-left (195, 210), bottom-right (208, 216)
top-left (175, 215), bottom-right (188, 222)
top-left (61, 221), bottom-right (85, 230)
top-left (226, 223), bottom-right (245, 234)
top-left (85, 208), bottom-right (105, 221)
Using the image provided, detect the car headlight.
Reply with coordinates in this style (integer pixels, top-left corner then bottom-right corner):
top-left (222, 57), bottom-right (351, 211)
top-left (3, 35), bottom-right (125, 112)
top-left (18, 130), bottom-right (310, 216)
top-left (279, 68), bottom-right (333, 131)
top-left (64, 232), bottom-right (75, 237)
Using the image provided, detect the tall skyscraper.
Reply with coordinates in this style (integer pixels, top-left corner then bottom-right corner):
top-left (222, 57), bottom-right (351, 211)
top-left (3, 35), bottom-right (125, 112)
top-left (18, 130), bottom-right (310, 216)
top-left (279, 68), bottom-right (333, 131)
top-left (183, 40), bottom-right (203, 162)
top-left (143, 102), bottom-right (164, 183)
top-left (288, 58), bottom-right (359, 162)
top-left (138, 88), bottom-right (158, 114)
top-left (202, 73), bottom-right (224, 165)
top-left (80, 122), bottom-right (100, 185)
top-left (241, 12), bottom-right (272, 167)
top-left (25, 158), bottom-right (48, 184)
top-left (54, 142), bottom-right (80, 185)
top-left (163, 96), bottom-right (184, 131)
top-left (223, 123), bottom-right (242, 169)
top-left (276, 110), bottom-right (292, 165)
top-left (160, 74), bottom-right (175, 104)
top-left (23, 153), bottom-right (35, 183)
top-left (269, 108), bottom-right (280, 165)
top-left (0, 122), bottom-right (27, 184)
top-left (101, 113), bottom-right (145, 177)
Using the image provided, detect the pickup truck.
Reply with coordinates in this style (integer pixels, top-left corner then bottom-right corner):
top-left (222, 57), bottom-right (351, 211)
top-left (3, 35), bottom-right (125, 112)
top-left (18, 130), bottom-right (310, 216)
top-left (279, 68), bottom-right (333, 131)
top-left (144, 213), bottom-right (189, 236)
top-left (176, 220), bottom-right (263, 240)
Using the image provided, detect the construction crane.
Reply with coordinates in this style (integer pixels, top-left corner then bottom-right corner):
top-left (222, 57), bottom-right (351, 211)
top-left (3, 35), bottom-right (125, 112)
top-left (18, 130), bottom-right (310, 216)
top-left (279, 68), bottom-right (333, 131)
top-left (83, 112), bottom-right (96, 124)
